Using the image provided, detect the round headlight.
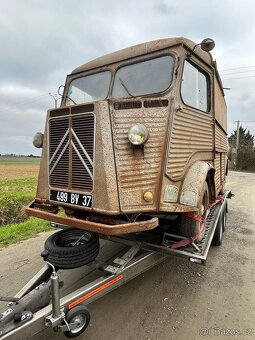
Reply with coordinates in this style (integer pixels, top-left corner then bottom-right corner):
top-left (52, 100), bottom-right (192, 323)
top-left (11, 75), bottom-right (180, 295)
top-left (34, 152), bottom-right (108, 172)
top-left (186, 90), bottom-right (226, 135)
top-left (128, 124), bottom-right (149, 146)
top-left (33, 132), bottom-right (44, 148)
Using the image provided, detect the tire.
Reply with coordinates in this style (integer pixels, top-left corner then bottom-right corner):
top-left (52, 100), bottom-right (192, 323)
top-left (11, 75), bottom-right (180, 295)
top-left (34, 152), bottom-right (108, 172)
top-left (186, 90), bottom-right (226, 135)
top-left (179, 182), bottom-right (209, 237)
top-left (222, 203), bottom-right (227, 232)
top-left (44, 228), bottom-right (100, 269)
top-left (64, 306), bottom-right (90, 338)
top-left (212, 212), bottom-right (223, 246)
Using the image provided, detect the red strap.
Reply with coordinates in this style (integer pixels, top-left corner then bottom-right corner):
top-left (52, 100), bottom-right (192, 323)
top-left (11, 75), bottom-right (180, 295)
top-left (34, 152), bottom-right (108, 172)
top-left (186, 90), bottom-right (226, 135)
top-left (209, 197), bottom-right (224, 208)
top-left (184, 212), bottom-right (203, 223)
top-left (171, 222), bottom-right (205, 249)
top-left (170, 237), bottom-right (194, 249)
top-left (170, 196), bottom-right (224, 249)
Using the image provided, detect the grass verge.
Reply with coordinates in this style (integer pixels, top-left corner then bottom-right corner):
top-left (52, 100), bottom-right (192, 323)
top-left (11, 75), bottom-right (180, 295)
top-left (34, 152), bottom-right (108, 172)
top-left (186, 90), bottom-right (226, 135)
top-left (0, 161), bottom-right (53, 247)
top-left (0, 217), bottom-right (54, 248)
top-left (0, 178), bottom-right (37, 225)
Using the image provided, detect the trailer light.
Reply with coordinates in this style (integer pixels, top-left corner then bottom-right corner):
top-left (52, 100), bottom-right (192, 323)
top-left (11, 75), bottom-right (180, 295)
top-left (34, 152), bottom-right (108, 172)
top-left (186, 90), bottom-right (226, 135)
top-left (128, 124), bottom-right (149, 146)
top-left (33, 132), bottom-right (44, 148)
top-left (189, 257), bottom-right (203, 265)
top-left (143, 191), bottom-right (153, 202)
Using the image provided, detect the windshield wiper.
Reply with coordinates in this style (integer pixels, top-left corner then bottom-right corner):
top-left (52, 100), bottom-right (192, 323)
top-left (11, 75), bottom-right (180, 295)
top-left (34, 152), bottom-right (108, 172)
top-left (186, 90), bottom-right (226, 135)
top-left (66, 95), bottom-right (77, 105)
top-left (119, 77), bottom-right (134, 98)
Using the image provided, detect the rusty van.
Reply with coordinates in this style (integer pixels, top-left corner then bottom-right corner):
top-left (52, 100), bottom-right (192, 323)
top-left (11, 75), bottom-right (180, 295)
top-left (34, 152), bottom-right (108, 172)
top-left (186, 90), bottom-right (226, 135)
top-left (26, 37), bottom-right (228, 240)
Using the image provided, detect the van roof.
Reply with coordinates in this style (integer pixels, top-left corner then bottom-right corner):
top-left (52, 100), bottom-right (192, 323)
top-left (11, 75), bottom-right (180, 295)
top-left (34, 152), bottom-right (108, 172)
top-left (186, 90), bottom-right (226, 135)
top-left (71, 37), bottom-right (214, 74)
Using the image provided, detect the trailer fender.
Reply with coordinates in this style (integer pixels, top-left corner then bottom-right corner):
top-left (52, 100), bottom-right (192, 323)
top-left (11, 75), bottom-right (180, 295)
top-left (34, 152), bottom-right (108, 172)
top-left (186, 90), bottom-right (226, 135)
top-left (180, 161), bottom-right (215, 207)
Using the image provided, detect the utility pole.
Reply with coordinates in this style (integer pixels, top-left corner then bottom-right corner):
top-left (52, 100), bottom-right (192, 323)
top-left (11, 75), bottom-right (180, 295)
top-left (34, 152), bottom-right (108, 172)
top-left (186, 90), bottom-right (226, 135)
top-left (49, 93), bottom-right (59, 108)
top-left (233, 120), bottom-right (240, 167)
top-left (236, 120), bottom-right (240, 151)
top-left (236, 120), bottom-right (240, 152)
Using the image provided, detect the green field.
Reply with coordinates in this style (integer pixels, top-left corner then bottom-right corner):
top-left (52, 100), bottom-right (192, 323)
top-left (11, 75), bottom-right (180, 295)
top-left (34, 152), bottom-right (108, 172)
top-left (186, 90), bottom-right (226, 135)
top-left (0, 157), bottom-right (53, 247)
top-left (0, 156), bottom-right (40, 165)
top-left (0, 177), bottom-right (38, 225)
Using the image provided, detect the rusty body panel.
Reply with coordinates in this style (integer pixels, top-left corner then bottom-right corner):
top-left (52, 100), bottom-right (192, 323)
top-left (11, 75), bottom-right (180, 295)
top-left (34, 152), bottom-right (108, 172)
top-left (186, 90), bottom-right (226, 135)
top-left (72, 37), bottom-right (213, 74)
top-left (111, 100), bottom-right (170, 212)
top-left (214, 73), bottom-right (228, 194)
top-left (27, 37), bottom-right (228, 235)
top-left (166, 107), bottom-right (214, 181)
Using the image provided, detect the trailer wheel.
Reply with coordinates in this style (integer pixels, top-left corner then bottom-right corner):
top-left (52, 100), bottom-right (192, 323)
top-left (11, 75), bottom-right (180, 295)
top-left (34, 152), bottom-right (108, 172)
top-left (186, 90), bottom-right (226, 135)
top-left (222, 202), bottom-right (227, 232)
top-left (179, 182), bottom-right (209, 237)
top-left (44, 228), bottom-right (100, 269)
top-left (212, 212), bottom-right (223, 246)
top-left (64, 306), bottom-right (90, 338)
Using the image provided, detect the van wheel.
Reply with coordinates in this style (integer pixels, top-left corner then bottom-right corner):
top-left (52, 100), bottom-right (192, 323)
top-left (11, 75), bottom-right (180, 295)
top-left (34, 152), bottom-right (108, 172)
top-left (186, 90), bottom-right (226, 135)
top-left (179, 182), bottom-right (209, 237)
top-left (44, 228), bottom-right (100, 269)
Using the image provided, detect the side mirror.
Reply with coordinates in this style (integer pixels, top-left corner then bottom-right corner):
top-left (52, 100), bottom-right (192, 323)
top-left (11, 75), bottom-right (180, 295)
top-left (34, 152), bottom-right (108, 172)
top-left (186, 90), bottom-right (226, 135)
top-left (201, 38), bottom-right (215, 52)
top-left (191, 38), bottom-right (215, 56)
top-left (58, 85), bottom-right (65, 97)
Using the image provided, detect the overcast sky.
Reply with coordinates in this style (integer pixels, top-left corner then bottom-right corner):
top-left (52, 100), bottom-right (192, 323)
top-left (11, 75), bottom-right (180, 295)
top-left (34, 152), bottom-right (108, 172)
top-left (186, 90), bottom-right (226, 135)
top-left (0, 0), bottom-right (255, 155)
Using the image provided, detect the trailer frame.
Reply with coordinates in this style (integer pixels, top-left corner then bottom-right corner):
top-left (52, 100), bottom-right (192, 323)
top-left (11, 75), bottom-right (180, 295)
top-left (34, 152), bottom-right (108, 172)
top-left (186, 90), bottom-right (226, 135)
top-left (0, 191), bottom-right (232, 339)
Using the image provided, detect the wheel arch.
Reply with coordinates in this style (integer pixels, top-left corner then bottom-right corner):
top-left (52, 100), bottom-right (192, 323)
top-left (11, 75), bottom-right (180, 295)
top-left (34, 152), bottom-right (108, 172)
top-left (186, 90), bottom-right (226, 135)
top-left (206, 167), bottom-right (216, 203)
top-left (180, 161), bottom-right (216, 208)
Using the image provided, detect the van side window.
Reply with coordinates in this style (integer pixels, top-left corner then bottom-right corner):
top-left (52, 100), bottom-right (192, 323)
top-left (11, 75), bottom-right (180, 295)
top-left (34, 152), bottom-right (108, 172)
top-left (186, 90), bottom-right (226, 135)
top-left (181, 61), bottom-right (209, 112)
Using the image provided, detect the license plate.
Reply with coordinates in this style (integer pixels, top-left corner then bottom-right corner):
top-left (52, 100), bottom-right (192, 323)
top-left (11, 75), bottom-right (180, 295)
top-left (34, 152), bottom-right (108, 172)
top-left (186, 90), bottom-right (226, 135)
top-left (50, 190), bottom-right (92, 208)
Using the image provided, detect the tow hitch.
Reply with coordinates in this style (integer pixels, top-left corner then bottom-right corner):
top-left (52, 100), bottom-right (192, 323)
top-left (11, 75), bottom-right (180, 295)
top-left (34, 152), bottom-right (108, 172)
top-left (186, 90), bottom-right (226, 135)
top-left (0, 281), bottom-right (50, 337)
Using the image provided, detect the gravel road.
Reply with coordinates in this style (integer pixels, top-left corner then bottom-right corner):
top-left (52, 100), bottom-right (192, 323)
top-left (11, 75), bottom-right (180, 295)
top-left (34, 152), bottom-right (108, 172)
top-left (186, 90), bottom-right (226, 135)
top-left (0, 171), bottom-right (254, 340)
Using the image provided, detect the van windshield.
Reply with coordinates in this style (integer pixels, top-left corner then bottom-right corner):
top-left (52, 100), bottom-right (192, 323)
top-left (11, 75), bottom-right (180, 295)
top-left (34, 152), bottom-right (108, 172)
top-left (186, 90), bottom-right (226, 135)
top-left (112, 55), bottom-right (174, 98)
top-left (66, 71), bottom-right (111, 105)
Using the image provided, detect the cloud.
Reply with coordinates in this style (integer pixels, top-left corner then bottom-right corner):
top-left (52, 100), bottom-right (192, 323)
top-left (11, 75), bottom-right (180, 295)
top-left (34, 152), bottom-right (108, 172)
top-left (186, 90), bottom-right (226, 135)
top-left (0, 0), bottom-right (255, 154)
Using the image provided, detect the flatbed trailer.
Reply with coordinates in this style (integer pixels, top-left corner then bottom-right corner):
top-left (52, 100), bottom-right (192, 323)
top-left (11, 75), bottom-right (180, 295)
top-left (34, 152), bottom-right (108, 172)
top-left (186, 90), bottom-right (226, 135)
top-left (0, 191), bottom-right (232, 339)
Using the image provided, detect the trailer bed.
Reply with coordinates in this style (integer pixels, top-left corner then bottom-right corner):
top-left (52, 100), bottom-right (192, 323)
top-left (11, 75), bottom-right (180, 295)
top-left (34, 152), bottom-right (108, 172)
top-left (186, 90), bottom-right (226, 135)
top-left (0, 191), bottom-right (231, 339)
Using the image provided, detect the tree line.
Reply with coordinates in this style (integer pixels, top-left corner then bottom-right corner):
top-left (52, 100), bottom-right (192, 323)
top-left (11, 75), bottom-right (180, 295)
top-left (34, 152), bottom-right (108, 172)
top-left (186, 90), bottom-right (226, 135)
top-left (228, 126), bottom-right (255, 171)
top-left (0, 154), bottom-right (40, 158)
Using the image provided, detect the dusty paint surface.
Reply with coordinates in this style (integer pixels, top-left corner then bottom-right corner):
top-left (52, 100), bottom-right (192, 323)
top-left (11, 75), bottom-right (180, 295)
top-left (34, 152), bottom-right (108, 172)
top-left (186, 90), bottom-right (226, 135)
top-left (29, 37), bottom-right (228, 235)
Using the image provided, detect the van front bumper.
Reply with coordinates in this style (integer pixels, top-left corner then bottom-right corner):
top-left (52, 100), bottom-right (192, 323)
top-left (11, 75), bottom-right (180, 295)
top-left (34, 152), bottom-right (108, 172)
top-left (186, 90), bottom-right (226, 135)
top-left (26, 201), bottom-right (159, 235)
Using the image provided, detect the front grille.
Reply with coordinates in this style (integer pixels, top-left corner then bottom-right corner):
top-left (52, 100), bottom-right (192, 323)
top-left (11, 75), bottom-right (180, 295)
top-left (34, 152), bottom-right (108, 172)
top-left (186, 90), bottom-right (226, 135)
top-left (71, 114), bottom-right (94, 191)
top-left (49, 112), bottom-right (95, 192)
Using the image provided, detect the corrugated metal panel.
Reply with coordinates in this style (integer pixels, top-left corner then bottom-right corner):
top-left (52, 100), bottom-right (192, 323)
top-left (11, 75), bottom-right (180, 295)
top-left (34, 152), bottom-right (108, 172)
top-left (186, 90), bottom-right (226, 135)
top-left (215, 124), bottom-right (227, 152)
top-left (167, 109), bottom-right (213, 180)
top-left (215, 124), bottom-right (227, 192)
top-left (112, 106), bottom-right (169, 209)
top-left (214, 153), bottom-right (221, 190)
top-left (221, 154), bottom-right (225, 183)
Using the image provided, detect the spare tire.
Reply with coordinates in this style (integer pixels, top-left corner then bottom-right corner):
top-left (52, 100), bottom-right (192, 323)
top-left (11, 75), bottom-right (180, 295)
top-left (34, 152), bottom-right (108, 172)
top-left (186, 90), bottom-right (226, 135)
top-left (44, 228), bottom-right (100, 269)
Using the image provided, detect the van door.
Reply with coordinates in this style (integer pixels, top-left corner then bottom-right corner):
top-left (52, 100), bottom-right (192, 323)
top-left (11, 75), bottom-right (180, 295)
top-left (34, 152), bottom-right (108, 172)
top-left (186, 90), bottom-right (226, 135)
top-left (167, 59), bottom-right (214, 182)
